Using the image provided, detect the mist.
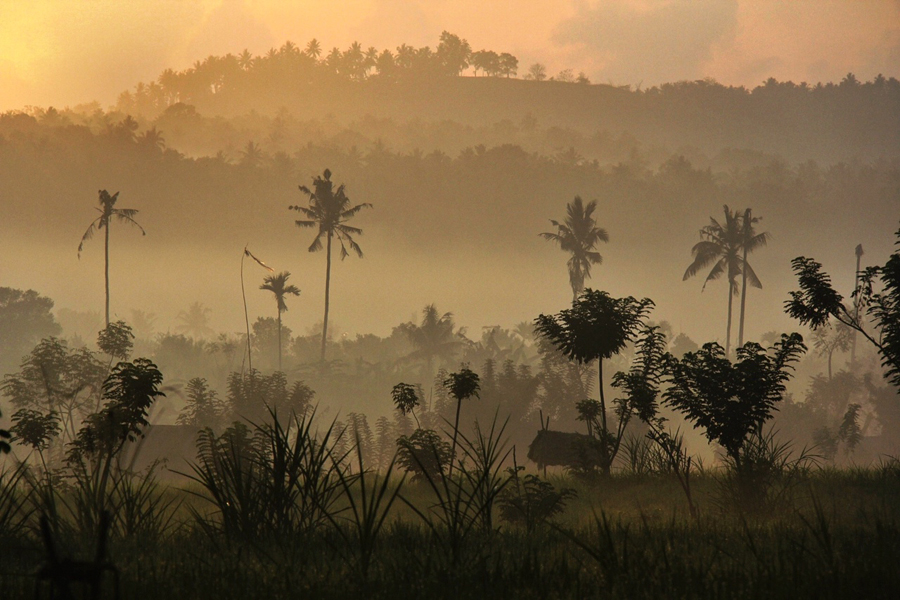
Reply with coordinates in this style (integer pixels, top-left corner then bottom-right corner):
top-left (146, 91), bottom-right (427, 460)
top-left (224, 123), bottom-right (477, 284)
top-left (2, 5), bottom-right (900, 598)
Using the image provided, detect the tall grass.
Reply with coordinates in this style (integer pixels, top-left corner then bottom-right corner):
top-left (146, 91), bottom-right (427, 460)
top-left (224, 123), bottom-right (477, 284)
top-left (1, 458), bottom-right (899, 598)
top-left (0, 460), bottom-right (31, 539)
top-left (327, 429), bottom-right (404, 584)
top-left (182, 407), bottom-right (344, 542)
top-left (401, 414), bottom-right (511, 568)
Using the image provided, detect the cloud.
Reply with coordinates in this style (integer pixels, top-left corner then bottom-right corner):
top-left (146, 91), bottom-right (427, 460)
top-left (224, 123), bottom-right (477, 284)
top-left (552, 0), bottom-right (739, 85)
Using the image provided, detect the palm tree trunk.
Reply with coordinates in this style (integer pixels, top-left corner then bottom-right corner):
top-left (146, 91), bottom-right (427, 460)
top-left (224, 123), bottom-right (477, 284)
top-left (241, 252), bottom-right (253, 374)
top-left (277, 309), bottom-right (283, 372)
top-left (738, 209), bottom-right (750, 347)
top-left (321, 231), bottom-right (333, 362)
top-left (726, 281), bottom-right (734, 356)
top-left (104, 221), bottom-right (110, 327)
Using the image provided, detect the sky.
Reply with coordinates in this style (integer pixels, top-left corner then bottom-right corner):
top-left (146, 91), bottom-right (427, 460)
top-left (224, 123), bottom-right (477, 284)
top-left (1, 0), bottom-right (899, 111)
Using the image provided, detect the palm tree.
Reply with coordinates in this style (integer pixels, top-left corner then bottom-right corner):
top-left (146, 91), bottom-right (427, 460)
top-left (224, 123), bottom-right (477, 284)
top-left (260, 271), bottom-right (301, 371)
top-left (540, 196), bottom-right (609, 300)
top-left (176, 302), bottom-right (215, 339)
top-left (78, 190), bottom-right (146, 327)
top-left (304, 39), bottom-right (322, 60)
top-left (289, 169), bottom-right (372, 361)
top-left (737, 208), bottom-right (770, 346)
top-left (683, 205), bottom-right (767, 355)
top-left (399, 304), bottom-right (463, 378)
top-left (238, 49), bottom-right (254, 70)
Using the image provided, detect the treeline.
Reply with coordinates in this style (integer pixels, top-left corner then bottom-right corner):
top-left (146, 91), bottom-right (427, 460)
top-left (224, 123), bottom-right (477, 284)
top-left (1, 293), bottom-right (600, 454)
top-left (1, 107), bottom-right (896, 258)
top-left (117, 32), bottom-right (522, 117)
top-left (105, 33), bottom-right (900, 163)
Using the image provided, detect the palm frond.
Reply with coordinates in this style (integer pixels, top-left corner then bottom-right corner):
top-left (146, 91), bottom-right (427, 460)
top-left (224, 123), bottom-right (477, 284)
top-left (340, 203), bottom-right (373, 219)
top-left (78, 218), bottom-right (101, 257)
top-left (743, 260), bottom-right (763, 289)
top-left (115, 208), bottom-right (139, 219)
top-left (701, 259), bottom-right (726, 290)
top-left (290, 204), bottom-right (317, 218)
top-left (308, 232), bottom-right (325, 253)
top-left (113, 212), bottom-right (147, 235)
top-left (336, 224), bottom-right (363, 236)
top-left (744, 231), bottom-right (771, 252)
top-left (683, 242), bottom-right (721, 280)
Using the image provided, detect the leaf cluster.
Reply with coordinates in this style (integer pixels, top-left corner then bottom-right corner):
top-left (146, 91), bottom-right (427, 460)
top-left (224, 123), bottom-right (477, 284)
top-left (185, 407), bottom-right (344, 541)
top-left (662, 333), bottom-right (806, 462)
top-left (97, 320), bottom-right (134, 360)
top-left (396, 428), bottom-right (451, 481)
top-left (534, 289), bottom-right (654, 364)
top-left (611, 325), bottom-right (669, 425)
top-left (68, 358), bottom-right (165, 461)
top-left (499, 468), bottom-right (576, 533)
top-left (786, 226), bottom-right (900, 390)
top-left (443, 366), bottom-right (481, 401)
top-left (391, 382), bottom-right (420, 415)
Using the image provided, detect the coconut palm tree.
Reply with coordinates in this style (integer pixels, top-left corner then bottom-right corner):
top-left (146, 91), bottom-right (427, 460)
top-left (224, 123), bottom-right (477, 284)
top-left (540, 196), bottom-right (609, 300)
top-left (683, 205), bottom-right (767, 355)
top-left (399, 304), bottom-right (463, 378)
top-left (260, 271), bottom-right (301, 371)
top-left (289, 169), bottom-right (372, 361)
top-left (78, 190), bottom-right (146, 327)
top-left (176, 302), bottom-right (215, 339)
top-left (304, 39), bottom-right (322, 60)
top-left (737, 208), bottom-right (770, 346)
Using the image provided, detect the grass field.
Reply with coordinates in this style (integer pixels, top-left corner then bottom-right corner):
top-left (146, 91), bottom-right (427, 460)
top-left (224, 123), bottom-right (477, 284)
top-left (2, 460), bottom-right (899, 599)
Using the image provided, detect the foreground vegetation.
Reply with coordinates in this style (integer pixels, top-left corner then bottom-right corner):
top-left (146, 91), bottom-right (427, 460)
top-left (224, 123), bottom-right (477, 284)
top-left (1, 221), bottom-right (897, 597)
top-left (2, 461), bottom-right (900, 599)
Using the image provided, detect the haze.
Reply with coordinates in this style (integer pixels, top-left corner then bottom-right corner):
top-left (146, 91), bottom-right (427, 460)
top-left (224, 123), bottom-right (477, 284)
top-left (0, 0), bottom-right (898, 417)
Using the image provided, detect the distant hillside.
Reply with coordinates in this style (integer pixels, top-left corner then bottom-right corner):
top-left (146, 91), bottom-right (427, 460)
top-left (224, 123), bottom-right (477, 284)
top-left (115, 47), bottom-right (900, 164)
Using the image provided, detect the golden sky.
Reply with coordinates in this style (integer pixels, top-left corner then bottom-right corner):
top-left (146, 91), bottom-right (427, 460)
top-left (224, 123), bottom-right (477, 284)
top-left (0, 0), bottom-right (898, 110)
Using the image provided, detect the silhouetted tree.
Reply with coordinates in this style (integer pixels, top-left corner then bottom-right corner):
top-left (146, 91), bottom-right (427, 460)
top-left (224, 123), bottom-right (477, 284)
top-left (289, 169), bottom-right (372, 362)
top-left (177, 377), bottom-right (225, 428)
top-left (443, 366), bottom-right (480, 473)
top-left (525, 63), bottom-right (547, 81)
top-left (499, 53), bottom-right (518, 78)
top-left (786, 225), bottom-right (900, 390)
top-left (683, 205), bottom-right (764, 355)
top-left (176, 302), bottom-right (215, 339)
top-left (97, 320), bottom-right (134, 362)
top-left (436, 31), bottom-right (471, 76)
top-left (534, 289), bottom-right (654, 476)
top-left (398, 304), bottom-right (462, 378)
top-left (304, 39), bottom-right (321, 60)
top-left (737, 208), bottom-right (770, 346)
top-left (663, 334), bottom-right (805, 473)
top-left (540, 196), bottom-right (609, 300)
top-left (0, 288), bottom-right (61, 374)
top-left (260, 271), bottom-right (301, 371)
top-left (78, 190), bottom-right (146, 327)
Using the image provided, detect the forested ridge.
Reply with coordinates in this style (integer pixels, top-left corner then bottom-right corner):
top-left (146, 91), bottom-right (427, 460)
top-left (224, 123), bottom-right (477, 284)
top-left (111, 35), bottom-right (900, 163)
